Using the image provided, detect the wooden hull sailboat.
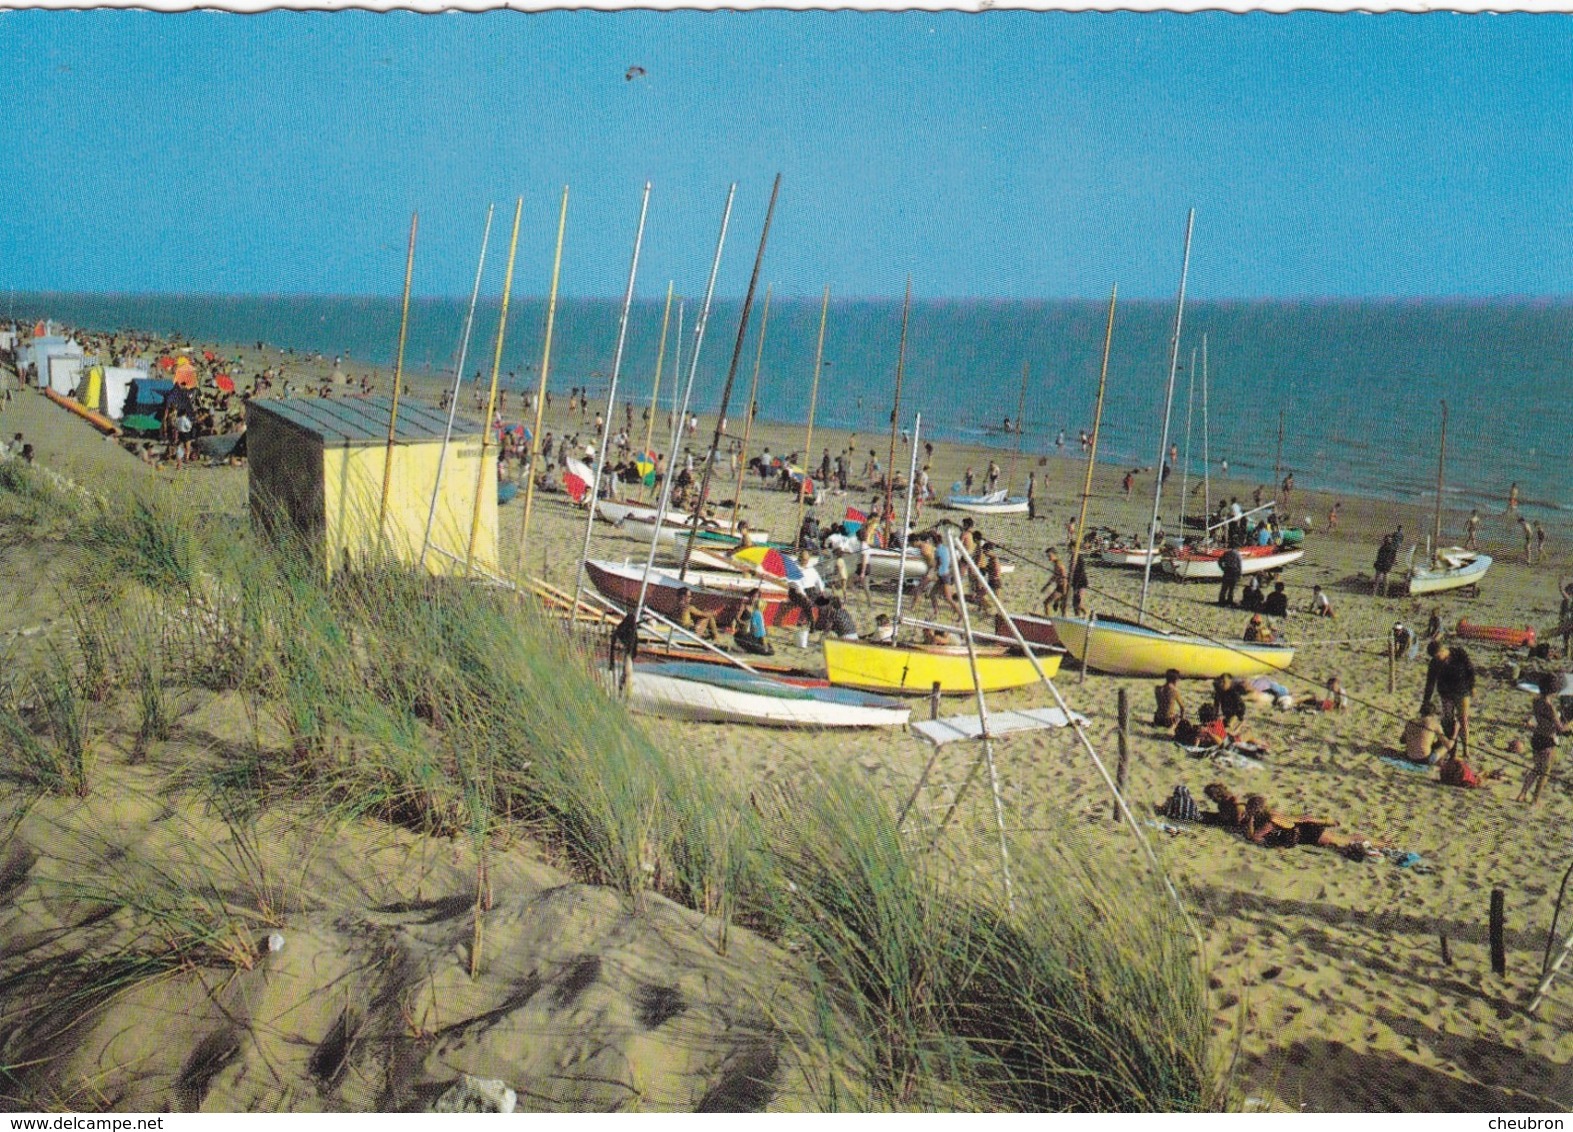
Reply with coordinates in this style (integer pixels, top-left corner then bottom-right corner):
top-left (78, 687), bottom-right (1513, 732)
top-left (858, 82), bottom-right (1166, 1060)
top-left (624, 661), bottom-right (911, 728)
top-left (583, 559), bottom-right (803, 630)
top-left (1041, 614), bottom-right (1294, 678)
top-left (822, 636), bottom-right (1060, 695)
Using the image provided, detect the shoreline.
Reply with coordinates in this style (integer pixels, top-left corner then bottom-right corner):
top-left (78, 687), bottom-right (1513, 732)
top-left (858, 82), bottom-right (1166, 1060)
top-left (8, 297), bottom-right (1569, 539)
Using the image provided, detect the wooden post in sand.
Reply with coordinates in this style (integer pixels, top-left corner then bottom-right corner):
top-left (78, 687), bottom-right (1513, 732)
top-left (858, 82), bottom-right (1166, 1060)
top-left (1440, 932), bottom-right (1453, 966)
top-left (1491, 888), bottom-right (1507, 976)
top-left (1114, 687), bottom-right (1130, 821)
top-left (930, 681), bottom-right (942, 721)
top-left (1388, 635), bottom-right (1396, 693)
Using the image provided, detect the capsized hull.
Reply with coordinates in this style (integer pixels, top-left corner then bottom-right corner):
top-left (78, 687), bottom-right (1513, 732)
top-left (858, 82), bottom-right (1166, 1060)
top-left (1045, 615), bottom-right (1295, 678)
top-left (822, 636), bottom-right (1059, 695)
top-left (625, 661), bottom-right (911, 728)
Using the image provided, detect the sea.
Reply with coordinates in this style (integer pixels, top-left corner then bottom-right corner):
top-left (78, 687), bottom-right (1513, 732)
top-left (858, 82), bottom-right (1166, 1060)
top-left (12, 291), bottom-right (1573, 531)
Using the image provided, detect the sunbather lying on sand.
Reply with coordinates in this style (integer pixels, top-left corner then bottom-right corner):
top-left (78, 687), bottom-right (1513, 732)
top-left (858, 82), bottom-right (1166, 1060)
top-left (1202, 784), bottom-right (1353, 849)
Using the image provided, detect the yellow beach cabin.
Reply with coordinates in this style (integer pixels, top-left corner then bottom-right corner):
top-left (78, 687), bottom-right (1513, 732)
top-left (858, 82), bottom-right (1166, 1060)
top-left (247, 396), bottom-right (498, 576)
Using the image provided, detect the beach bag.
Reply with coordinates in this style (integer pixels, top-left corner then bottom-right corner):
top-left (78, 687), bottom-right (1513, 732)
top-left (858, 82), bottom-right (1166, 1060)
top-left (1163, 785), bottom-right (1200, 823)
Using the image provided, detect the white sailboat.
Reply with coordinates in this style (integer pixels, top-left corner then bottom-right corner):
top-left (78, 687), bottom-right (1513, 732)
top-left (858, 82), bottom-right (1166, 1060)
top-left (1408, 400), bottom-right (1491, 596)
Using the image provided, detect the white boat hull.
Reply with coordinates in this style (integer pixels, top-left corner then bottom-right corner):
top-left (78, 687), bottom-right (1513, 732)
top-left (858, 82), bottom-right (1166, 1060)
top-left (1097, 547), bottom-right (1162, 568)
top-left (622, 517), bottom-right (773, 547)
top-left (598, 500), bottom-right (663, 525)
top-left (624, 665), bottom-right (911, 728)
top-left (1409, 550), bottom-right (1492, 595)
top-left (944, 495), bottom-right (1029, 516)
top-left (1163, 547), bottom-right (1305, 580)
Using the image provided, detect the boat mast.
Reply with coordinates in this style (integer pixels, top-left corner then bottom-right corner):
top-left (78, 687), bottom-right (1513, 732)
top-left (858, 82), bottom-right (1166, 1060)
top-left (514, 187), bottom-right (569, 578)
top-left (378, 210), bottom-right (419, 548)
top-left (1201, 333), bottom-right (1210, 528)
top-left (1008, 360), bottom-right (1028, 492)
top-left (1274, 408), bottom-right (1284, 513)
top-left (1066, 283), bottom-right (1117, 615)
top-left (884, 277), bottom-right (913, 518)
top-left (893, 412), bottom-right (922, 628)
top-left (571, 183), bottom-right (651, 606)
top-left (1178, 344), bottom-right (1196, 532)
top-left (1433, 398), bottom-right (1448, 557)
top-left (467, 197), bottom-right (525, 576)
top-left (640, 282), bottom-right (675, 462)
top-left (681, 172), bottom-right (782, 580)
top-left (728, 284), bottom-right (773, 534)
top-left (793, 285), bottom-right (830, 546)
top-left (632, 187), bottom-right (735, 624)
top-left (1138, 209), bottom-right (1195, 626)
top-left (420, 206), bottom-right (491, 568)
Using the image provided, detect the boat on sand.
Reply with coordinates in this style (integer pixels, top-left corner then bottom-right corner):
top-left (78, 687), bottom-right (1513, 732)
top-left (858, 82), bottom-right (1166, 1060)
top-left (1033, 613), bottom-right (1295, 678)
top-left (822, 636), bottom-right (1059, 695)
top-left (623, 660), bottom-right (911, 728)
top-left (1162, 544), bottom-right (1304, 581)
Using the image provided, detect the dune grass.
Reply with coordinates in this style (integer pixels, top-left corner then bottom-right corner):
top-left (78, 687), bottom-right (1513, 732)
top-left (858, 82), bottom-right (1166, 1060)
top-left (0, 463), bottom-right (1217, 1112)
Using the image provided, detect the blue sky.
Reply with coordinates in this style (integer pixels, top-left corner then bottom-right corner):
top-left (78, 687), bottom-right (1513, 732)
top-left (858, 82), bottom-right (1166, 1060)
top-left (2, 10), bottom-right (1570, 300)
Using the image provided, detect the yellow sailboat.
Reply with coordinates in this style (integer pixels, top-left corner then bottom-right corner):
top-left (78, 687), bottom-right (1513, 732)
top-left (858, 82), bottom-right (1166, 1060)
top-left (1045, 615), bottom-right (1293, 678)
top-left (823, 637), bottom-right (1060, 695)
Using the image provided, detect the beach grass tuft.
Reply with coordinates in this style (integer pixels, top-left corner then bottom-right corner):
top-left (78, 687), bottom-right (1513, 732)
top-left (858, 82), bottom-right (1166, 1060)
top-left (0, 468), bottom-right (1217, 1112)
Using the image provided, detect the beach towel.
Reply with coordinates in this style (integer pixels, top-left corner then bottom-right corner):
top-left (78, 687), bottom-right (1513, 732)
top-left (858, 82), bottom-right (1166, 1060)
top-left (1379, 755), bottom-right (1433, 773)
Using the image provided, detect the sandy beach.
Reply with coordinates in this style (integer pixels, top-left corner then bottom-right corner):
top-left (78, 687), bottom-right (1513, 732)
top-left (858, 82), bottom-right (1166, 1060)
top-left (3, 329), bottom-right (1572, 1113)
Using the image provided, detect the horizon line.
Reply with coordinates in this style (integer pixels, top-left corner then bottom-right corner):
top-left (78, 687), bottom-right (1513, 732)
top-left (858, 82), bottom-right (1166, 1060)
top-left (10, 288), bottom-right (1573, 307)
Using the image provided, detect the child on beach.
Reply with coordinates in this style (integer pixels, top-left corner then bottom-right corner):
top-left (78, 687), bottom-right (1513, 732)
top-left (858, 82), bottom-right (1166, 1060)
top-left (1308, 584), bottom-right (1334, 618)
top-left (1152, 668), bottom-right (1185, 733)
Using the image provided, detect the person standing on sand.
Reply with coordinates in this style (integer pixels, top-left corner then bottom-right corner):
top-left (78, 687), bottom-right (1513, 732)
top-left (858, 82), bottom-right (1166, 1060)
top-left (1026, 471), bottom-right (1037, 520)
top-left (1327, 502), bottom-right (1341, 532)
top-left (1281, 472), bottom-right (1294, 509)
top-left (1464, 509), bottom-right (1481, 550)
top-left (1507, 482), bottom-right (1520, 516)
top-left (1522, 516), bottom-right (1535, 564)
top-left (1519, 672), bottom-right (1570, 804)
top-left (1372, 528), bottom-right (1401, 597)
top-left (1560, 581), bottom-right (1573, 659)
top-left (1422, 639), bottom-right (1476, 756)
top-left (1217, 547), bottom-right (1243, 608)
top-left (1122, 469), bottom-right (1135, 498)
top-left (1535, 521), bottom-right (1547, 563)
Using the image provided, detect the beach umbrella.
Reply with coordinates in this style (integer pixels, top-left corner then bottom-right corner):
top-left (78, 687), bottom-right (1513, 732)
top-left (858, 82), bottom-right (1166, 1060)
top-left (122, 414), bottom-right (162, 434)
top-left (843, 506), bottom-right (868, 536)
top-left (633, 448), bottom-right (658, 486)
top-left (733, 544), bottom-right (803, 581)
top-left (156, 356), bottom-right (176, 372)
top-left (174, 361), bottom-right (198, 389)
top-left (563, 456), bottom-right (594, 503)
top-left (214, 373), bottom-right (236, 394)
